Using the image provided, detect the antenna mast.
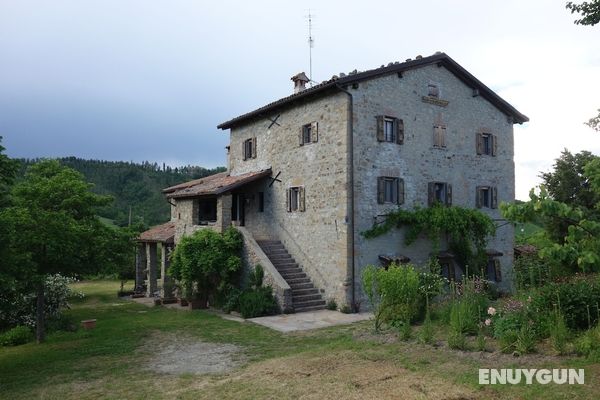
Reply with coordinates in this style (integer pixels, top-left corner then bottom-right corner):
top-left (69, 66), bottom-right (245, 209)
top-left (307, 10), bottom-right (314, 86)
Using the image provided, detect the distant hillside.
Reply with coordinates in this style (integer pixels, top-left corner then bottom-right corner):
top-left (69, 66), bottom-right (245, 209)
top-left (17, 157), bottom-right (226, 228)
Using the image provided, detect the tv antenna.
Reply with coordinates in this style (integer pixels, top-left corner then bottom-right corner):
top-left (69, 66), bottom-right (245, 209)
top-left (307, 10), bottom-right (315, 86)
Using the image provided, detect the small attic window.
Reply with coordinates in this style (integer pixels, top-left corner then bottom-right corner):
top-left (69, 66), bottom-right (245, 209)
top-left (428, 83), bottom-right (440, 98)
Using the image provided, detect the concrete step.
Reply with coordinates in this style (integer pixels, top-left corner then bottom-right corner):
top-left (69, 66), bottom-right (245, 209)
top-left (280, 272), bottom-right (306, 280)
top-left (257, 240), bottom-right (282, 245)
top-left (287, 278), bottom-right (312, 286)
top-left (294, 304), bottom-right (327, 313)
top-left (275, 263), bottom-right (300, 271)
top-left (277, 267), bottom-right (302, 275)
top-left (264, 249), bottom-right (288, 256)
top-left (269, 254), bottom-right (294, 261)
top-left (294, 299), bottom-right (326, 307)
top-left (292, 288), bottom-right (319, 296)
top-left (292, 293), bottom-right (323, 302)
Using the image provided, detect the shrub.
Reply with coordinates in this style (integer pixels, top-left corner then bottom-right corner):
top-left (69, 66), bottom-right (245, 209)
top-left (169, 227), bottom-right (243, 306)
top-left (530, 276), bottom-right (600, 330)
top-left (515, 323), bottom-right (537, 354)
top-left (549, 309), bottom-right (569, 355)
top-left (222, 288), bottom-right (242, 314)
top-left (238, 287), bottom-right (278, 319)
top-left (418, 311), bottom-right (435, 344)
top-left (0, 326), bottom-right (33, 346)
top-left (362, 263), bottom-right (421, 331)
top-left (514, 253), bottom-right (553, 290)
top-left (448, 302), bottom-right (467, 350)
top-left (0, 274), bottom-right (83, 331)
top-left (340, 305), bottom-right (353, 314)
top-left (326, 299), bottom-right (338, 311)
top-left (449, 276), bottom-right (489, 334)
top-left (575, 325), bottom-right (600, 359)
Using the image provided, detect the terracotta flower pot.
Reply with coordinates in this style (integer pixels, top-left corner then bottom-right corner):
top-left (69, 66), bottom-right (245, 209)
top-left (81, 319), bottom-right (97, 330)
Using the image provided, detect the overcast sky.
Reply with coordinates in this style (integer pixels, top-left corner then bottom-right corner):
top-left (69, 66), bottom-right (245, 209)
top-left (1, 0), bottom-right (598, 199)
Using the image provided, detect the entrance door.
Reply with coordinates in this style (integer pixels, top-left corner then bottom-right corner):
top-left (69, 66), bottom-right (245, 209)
top-left (231, 193), bottom-right (245, 226)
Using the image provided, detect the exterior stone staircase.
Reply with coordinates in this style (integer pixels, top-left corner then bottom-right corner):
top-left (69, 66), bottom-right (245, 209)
top-left (257, 240), bottom-right (326, 313)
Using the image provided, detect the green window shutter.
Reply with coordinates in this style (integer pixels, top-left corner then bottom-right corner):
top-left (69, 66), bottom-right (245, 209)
top-left (311, 122), bottom-right (318, 143)
top-left (377, 177), bottom-right (385, 204)
top-left (398, 178), bottom-right (405, 205)
top-left (299, 187), bottom-right (306, 212)
top-left (446, 183), bottom-right (453, 206)
top-left (396, 119), bottom-right (404, 144)
top-left (299, 126), bottom-right (304, 146)
top-left (494, 259), bottom-right (502, 282)
top-left (286, 188), bottom-right (291, 212)
top-left (376, 116), bottom-right (384, 142)
top-left (427, 182), bottom-right (435, 206)
top-left (491, 186), bottom-right (498, 209)
top-left (476, 186), bottom-right (483, 208)
top-left (252, 137), bottom-right (257, 158)
top-left (492, 134), bottom-right (498, 156)
top-left (476, 133), bottom-right (483, 155)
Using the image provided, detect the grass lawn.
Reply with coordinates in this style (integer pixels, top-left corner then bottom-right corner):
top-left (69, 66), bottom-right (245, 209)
top-left (1, 281), bottom-right (598, 399)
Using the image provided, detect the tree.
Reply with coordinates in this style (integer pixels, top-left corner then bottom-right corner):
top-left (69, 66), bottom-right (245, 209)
top-left (2, 160), bottom-right (111, 342)
top-left (586, 109), bottom-right (600, 132)
top-left (0, 136), bottom-right (18, 207)
top-left (566, 1), bottom-right (600, 25)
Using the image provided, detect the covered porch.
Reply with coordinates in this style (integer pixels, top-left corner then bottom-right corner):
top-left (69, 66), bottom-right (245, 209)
top-left (136, 221), bottom-right (176, 299)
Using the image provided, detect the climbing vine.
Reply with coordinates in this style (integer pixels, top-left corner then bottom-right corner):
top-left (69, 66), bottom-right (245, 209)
top-left (362, 204), bottom-right (496, 272)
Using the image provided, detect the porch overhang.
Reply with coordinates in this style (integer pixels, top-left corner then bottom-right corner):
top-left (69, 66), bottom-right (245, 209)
top-left (163, 168), bottom-right (272, 199)
top-left (137, 221), bottom-right (175, 244)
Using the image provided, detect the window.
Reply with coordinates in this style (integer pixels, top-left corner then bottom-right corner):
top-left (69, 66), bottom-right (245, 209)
top-left (197, 199), bottom-right (217, 224)
top-left (376, 116), bottom-right (404, 144)
top-left (428, 182), bottom-right (452, 206)
top-left (440, 261), bottom-right (456, 281)
top-left (433, 125), bottom-right (446, 148)
top-left (486, 258), bottom-right (502, 282)
top-left (286, 186), bottom-right (305, 212)
top-left (377, 177), bottom-right (405, 205)
top-left (476, 186), bottom-right (498, 209)
top-left (243, 137), bottom-right (257, 160)
top-left (258, 192), bottom-right (264, 212)
top-left (300, 122), bottom-right (318, 145)
top-left (428, 83), bottom-right (440, 98)
top-left (476, 132), bottom-right (497, 156)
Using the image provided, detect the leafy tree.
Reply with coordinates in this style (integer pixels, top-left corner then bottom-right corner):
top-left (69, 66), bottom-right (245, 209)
top-left (566, 1), bottom-right (600, 25)
top-left (169, 227), bottom-right (242, 307)
top-left (0, 137), bottom-right (18, 207)
top-left (586, 109), bottom-right (600, 132)
top-left (1, 160), bottom-right (112, 342)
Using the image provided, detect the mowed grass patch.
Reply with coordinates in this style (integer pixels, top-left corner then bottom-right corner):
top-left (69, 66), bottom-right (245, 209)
top-left (0, 281), bottom-right (598, 400)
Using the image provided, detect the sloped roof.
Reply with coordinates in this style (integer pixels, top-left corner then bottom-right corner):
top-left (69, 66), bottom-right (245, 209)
top-left (217, 52), bottom-right (528, 130)
top-left (163, 169), bottom-right (272, 199)
top-left (138, 221), bottom-right (175, 244)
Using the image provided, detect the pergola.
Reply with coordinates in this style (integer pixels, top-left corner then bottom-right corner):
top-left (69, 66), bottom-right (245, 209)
top-left (136, 221), bottom-right (176, 298)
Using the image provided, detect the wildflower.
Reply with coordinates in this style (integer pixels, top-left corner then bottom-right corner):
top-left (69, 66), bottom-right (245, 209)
top-left (487, 306), bottom-right (496, 316)
top-left (484, 319), bottom-right (492, 326)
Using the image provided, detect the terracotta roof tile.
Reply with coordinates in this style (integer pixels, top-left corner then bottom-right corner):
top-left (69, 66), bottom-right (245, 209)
top-left (164, 168), bottom-right (272, 199)
top-left (138, 221), bottom-right (176, 243)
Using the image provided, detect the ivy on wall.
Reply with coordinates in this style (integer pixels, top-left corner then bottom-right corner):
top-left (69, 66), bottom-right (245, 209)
top-left (362, 204), bottom-right (496, 271)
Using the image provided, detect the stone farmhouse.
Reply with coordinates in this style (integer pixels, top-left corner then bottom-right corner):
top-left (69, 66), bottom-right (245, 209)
top-left (136, 52), bottom-right (528, 313)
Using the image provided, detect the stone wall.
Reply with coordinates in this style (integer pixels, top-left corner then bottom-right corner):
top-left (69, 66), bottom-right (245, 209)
top-left (228, 92), bottom-right (353, 307)
top-left (350, 64), bottom-right (516, 298)
top-left (238, 227), bottom-right (293, 312)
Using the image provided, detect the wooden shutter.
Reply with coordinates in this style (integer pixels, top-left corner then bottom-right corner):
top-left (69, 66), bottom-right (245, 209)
top-left (377, 177), bottom-right (385, 204)
top-left (376, 116), bottom-right (384, 142)
top-left (476, 133), bottom-right (483, 155)
top-left (286, 188), bottom-right (291, 212)
top-left (299, 126), bottom-right (304, 146)
top-left (311, 122), bottom-right (318, 143)
top-left (252, 137), bottom-right (257, 158)
top-left (397, 178), bottom-right (405, 205)
top-left (242, 140), bottom-right (247, 161)
top-left (440, 126), bottom-right (447, 147)
top-left (476, 186), bottom-right (483, 208)
top-left (299, 187), bottom-right (306, 212)
top-left (396, 119), bottom-right (404, 145)
top-left (492, 135), bottom-right (498, 156)
top-left (433, 126), bottom-right (439, 147)
top-left (494, 259), bottom-right (502, 282)
top-left (491, 186), bottom-right (498, 209)
top-left (446, 183), bottom-right (453, 205)
top-left (427, 182), bottom-right (435, 206)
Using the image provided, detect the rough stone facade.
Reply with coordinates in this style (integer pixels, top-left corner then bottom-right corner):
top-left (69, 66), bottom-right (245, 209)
top-left (350, 64), bottom-right (515, 298)
top-left (165, 54), bottom-right (524, 310)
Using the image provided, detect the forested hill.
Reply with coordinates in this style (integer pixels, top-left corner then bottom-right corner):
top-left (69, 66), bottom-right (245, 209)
top-left (17, 157), bottom-right (226, 228)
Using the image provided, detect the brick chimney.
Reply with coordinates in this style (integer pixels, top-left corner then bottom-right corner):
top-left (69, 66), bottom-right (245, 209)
top-left (291, 72), bottom-right (310, 94)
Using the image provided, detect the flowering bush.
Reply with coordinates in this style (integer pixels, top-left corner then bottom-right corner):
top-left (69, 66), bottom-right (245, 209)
top-left (0, 274), bottom-right (83, 330)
